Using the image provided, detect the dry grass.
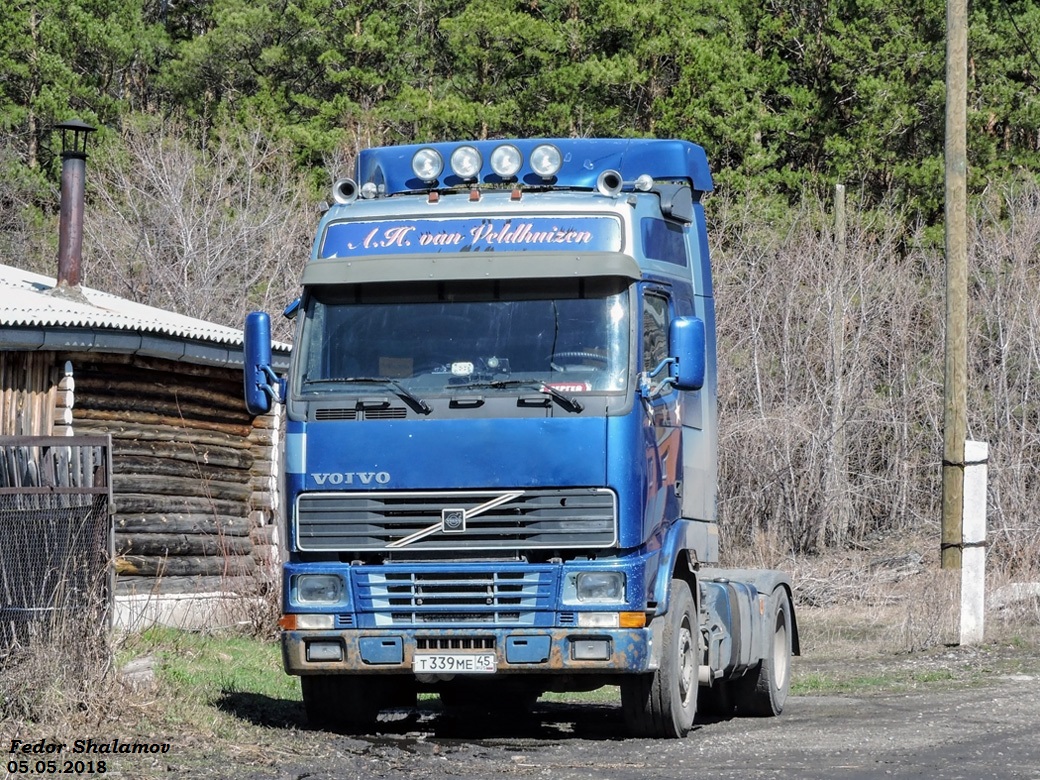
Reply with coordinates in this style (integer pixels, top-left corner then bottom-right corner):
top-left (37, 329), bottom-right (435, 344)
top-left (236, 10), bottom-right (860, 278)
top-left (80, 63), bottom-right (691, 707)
top-left (771, 538), bottom-right (1040, 660)
top-left (0, 610), bottom-right (115, 732)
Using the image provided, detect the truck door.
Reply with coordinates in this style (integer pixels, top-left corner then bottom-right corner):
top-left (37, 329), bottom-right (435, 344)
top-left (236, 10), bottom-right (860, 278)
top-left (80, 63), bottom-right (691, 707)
top-left (642, 288), bottom-right (682, 525)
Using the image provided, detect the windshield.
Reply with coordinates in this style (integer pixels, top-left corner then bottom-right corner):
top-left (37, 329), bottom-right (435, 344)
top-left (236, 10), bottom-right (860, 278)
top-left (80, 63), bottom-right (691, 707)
top-left (295, 278), bottom-right (630, 399)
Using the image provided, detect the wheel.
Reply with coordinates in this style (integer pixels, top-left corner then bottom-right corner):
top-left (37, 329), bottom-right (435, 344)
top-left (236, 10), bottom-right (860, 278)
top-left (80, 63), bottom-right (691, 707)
top-left (733, 587), bottom-right (793, 717)
top-left (301, 675), bottom-right (415, 731)
top-left (620, 579), bottom-right (698, 738)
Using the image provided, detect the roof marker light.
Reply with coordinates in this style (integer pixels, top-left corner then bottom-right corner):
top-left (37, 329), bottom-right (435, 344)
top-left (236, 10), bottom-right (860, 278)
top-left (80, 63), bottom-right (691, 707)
top-left (412, 148), bottom-right (444, 182)
top-left (530, 144), bottom-right (563, 179)
top-left (490, 144), bottom-right (523, 178)
top-left (450, 145), bottom-right (482, 180)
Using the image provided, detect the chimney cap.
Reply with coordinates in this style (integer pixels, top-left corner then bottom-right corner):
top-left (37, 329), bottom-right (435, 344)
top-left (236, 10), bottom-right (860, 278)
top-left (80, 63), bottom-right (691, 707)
top-left (55, 118), bottom-right (96, 158)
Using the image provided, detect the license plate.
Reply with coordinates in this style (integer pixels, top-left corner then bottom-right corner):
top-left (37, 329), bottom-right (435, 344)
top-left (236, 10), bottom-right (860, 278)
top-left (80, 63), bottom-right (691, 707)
top-left (412, 653), bottom-right (497, 674)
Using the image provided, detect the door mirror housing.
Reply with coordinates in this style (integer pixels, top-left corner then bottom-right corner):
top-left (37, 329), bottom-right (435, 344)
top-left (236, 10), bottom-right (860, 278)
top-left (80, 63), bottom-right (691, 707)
top-left (669, 316), bottom-right (705, 391)
top-left (243, 311), bottom-right (282, 414)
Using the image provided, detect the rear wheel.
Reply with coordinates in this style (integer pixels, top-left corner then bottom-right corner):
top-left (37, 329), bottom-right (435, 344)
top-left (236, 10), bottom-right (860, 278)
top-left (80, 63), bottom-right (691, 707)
top-left (620, 579), bottom-right (698, 738)
top-left (733, 587), bottom-right (793, 716)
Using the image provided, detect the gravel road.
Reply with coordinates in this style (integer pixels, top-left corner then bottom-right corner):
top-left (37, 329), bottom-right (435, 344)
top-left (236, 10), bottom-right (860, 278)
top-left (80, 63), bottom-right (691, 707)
top-left (149, 645), bottom-right (1040, 780)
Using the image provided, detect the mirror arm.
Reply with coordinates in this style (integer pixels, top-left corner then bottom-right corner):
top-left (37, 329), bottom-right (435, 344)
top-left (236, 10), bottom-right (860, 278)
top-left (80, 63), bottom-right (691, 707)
top-left (640, 356), bottom-right (678, 398)
top-left (257, 366), bottom-right (285, 403)
top-left (647, 356), bottom-right (676, 380)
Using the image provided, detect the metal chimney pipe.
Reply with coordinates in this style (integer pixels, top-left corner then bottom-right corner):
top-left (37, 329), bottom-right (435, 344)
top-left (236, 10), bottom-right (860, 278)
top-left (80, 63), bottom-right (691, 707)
top-left (55, 119), bottom-right (96, 288)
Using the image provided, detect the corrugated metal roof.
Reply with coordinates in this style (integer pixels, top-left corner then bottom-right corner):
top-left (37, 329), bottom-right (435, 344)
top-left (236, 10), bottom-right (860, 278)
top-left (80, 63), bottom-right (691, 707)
top-left (1, 263), bottom-right (247, 344)
top-left (0, 263), bottom-right (291, 357)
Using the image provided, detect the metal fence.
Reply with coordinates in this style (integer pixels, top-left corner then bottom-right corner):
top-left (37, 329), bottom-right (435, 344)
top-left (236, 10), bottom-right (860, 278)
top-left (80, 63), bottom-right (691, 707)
top-left (0, 436), bottom-right (112, 651)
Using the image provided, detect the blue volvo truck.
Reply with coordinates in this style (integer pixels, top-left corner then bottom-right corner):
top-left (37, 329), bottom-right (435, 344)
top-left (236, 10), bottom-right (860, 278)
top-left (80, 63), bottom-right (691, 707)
top-left (243, 138), bottom-right (799, 738)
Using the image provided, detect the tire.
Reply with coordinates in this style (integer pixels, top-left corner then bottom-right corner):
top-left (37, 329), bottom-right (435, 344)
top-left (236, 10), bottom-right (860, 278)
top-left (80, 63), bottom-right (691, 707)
top-left (733, 587), bottom-right (793, 717)
top-left (620, 579), bottom-right (699, 738)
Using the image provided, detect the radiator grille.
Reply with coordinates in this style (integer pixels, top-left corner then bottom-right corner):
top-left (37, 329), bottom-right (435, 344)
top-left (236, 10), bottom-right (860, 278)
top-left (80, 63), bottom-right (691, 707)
top-left (296, 488), bottom-right (616, 552)
top-left (353, 568), bottom-right (556, 626)
top-left (416, 636), bottom-right (495, 650)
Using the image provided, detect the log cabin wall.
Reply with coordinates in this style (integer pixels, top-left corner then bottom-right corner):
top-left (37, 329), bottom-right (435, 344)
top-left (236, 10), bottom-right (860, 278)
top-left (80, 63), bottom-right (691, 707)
top-left (62, 351), bottom-right (280, 597)
top-left (0, 351), bottom-right (61, 436)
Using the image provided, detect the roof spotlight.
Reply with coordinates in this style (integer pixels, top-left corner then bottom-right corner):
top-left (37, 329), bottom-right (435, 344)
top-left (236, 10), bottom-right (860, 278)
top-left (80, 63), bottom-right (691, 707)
top-left (530, 144), bottom-right (563, 179)
top-left (411, 148), bottom-right (444, 182)
top-left (490, 144), bottom-right (523, 178)
top-left (450, 145), bottom-right (482, 180)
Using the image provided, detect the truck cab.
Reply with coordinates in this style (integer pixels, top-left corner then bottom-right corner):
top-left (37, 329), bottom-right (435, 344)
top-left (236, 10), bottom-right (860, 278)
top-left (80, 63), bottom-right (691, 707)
top-left (244, 138), bottom-right (798, 738)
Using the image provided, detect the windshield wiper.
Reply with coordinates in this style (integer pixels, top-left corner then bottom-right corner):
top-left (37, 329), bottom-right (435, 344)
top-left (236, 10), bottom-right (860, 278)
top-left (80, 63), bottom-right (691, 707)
top-left (453, 379), bottom-right (584, 413)
top-left (302, 376), bottom-right (431, 414)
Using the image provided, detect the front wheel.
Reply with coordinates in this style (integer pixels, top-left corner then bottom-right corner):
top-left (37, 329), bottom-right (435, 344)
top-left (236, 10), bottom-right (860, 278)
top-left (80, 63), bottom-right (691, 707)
top-left (733, 587), bottom-right (793, 716)
top-left (620, 579), bottom-right (699, 738)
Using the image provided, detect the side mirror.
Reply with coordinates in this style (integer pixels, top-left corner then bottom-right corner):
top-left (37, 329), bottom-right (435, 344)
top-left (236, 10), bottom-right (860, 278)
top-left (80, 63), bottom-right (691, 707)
top-left (670, 317), bottom-right (705, 391)
top-left (243, 311), bottom-right (278, 415)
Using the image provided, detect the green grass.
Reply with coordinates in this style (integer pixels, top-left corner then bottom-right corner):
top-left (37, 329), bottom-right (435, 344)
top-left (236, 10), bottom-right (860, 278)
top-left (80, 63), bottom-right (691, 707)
top-left (791, 668), bottom-right (957, 696)
top-left (126, 626), bottom-right (298, 700)
top-left (117, 627), bottom-right (301, 739)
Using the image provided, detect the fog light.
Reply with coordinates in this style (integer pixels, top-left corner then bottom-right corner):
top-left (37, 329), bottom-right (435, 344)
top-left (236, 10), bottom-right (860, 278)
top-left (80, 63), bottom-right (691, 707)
top-left (306, 641), bottom-right (343, 662)
top-left (571, 638), bottom-right (611, 661)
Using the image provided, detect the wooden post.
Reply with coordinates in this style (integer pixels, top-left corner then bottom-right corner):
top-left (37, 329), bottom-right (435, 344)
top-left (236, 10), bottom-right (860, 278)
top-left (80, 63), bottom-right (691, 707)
top-left (942, 0), bottom-right (968, 570)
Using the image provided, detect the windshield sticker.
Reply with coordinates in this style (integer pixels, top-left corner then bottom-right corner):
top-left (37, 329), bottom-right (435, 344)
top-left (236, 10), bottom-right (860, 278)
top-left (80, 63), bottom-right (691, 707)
top-left (544, 381), bottom-right (593, 393)
top-left (321, 216), bottom-right (621, 257)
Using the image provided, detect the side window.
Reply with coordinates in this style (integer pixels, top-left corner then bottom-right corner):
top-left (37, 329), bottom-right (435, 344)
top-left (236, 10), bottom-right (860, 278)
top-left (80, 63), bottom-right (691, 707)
top-left (642, 292), bottom-right (670, 373)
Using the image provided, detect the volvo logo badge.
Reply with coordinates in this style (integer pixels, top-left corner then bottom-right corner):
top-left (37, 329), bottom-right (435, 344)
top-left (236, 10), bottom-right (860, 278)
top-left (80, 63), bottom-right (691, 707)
top-left (441, 508), bottom-right (466, 533)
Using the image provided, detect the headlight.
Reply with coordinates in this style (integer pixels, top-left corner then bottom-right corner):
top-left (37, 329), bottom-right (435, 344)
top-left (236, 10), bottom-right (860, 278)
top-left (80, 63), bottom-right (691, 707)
top-left (570, 571), bottom-right (626, 604)
top-left (450, 145), bottom-right (482, 180)
top-left (295, 574), bottom-right (344, 605)
top-left (411, 147), bottom-right (444, 182)
top-left (530, 144), bottom-right (562, 178)
top-left (490, 144), bottom-right (523, 178)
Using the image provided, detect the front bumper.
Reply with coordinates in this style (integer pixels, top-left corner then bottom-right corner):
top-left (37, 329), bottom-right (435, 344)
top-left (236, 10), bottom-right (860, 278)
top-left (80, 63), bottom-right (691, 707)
top-left (283, 625), bottom-right (653, 676)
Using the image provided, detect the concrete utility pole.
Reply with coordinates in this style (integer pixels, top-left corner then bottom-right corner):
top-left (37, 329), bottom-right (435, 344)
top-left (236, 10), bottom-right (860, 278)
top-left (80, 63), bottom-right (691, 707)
top-left (941, 0), bottom-right (968, 570)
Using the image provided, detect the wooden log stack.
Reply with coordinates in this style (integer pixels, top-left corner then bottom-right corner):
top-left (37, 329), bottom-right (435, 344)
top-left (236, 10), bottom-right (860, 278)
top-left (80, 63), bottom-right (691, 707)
top-left (65, 352), bottom-right (279, 597)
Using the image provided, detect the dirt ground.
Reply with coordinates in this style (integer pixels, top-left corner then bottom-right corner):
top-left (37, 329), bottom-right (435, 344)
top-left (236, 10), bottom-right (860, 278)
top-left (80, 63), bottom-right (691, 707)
top-left (6, 559), bottom-right (1040, 780)
top-left (52, 635), bottom-right (1039, 780)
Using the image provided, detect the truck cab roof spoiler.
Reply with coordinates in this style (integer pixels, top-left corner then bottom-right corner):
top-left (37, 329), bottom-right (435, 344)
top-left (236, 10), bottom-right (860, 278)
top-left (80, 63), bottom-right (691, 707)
top-left (301, 251), bottom-right (643, 286)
